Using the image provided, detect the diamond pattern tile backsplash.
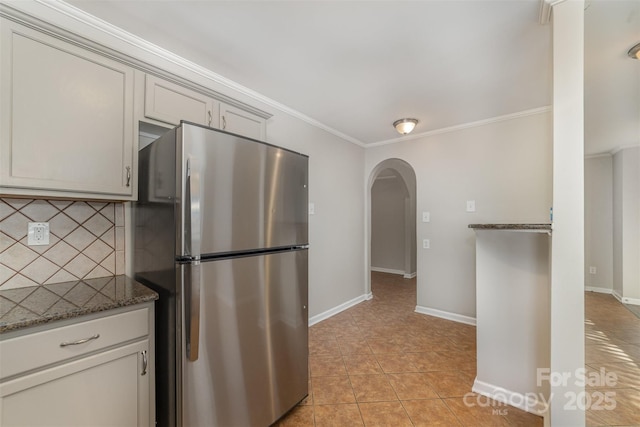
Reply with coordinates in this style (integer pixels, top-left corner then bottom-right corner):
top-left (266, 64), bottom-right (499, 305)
top-left (0, 198), bottom-right (125, 290)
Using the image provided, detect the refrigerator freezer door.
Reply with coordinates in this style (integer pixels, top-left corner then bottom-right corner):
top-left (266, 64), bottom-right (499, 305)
top-left (181, 249), bottom-right (309, 427)
top-left (178, 123), bottom-right (308, 258)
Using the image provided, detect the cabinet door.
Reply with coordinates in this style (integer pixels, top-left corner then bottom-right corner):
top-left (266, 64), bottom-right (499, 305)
top-left (145, 74), bottom-right (216, 127)
top-left (0, 340), bottom-right (150, 427)
top-left (0, 19), bottom-right (135, 200)
top-left (220, 102), bottom-right (266, 141)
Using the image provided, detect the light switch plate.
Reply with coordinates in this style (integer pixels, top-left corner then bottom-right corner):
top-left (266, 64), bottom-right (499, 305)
top-left (466, 200), bottom-right (476, 212)
top-left (422, 211), bottom-right (430, 222)
top-left (422, 239), bottom-right (430, 249)
top-left (308, 202), bottom-right (315, 215)
top-left (28, 222), bottom-right (50, 246)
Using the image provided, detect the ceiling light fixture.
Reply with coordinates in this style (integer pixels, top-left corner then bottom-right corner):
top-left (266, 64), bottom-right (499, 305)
top-left (393, 118), bottom-right (419, 135)
top-left (628, 42), bottom-right (640, 59)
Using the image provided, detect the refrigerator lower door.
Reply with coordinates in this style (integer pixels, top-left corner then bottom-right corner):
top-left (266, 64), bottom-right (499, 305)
top-left (181, 249), bottom-right (308, 427)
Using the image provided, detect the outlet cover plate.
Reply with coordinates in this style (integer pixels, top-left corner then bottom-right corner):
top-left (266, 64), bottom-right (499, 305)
top-left (28, 222), bottom-right (50, 246)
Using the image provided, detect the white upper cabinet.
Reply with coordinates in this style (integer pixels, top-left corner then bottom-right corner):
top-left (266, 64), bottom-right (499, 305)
top-left (1, 11), bottom-right (271, 201)
top-left (144, 74), bottom-right (217, 128)
top-left (220, 102), bottom-right (266, 141)
top-left (142, 74), bottom-right (267, 141)
top-left (0, 18), bottom-right (136, 200)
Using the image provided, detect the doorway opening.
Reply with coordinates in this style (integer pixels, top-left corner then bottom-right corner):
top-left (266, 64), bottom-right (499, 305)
top-left (368, 159), bottom-right (417, 299)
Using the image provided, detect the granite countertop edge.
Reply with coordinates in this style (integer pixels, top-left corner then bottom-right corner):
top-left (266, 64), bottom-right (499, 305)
top-left (0, 276), bottom-right (158, 334)
top-left (468, 223), bottom-right (552, 231)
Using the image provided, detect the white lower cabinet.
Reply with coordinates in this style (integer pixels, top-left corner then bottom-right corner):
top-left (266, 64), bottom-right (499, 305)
top-left (0, 305), bottom-right (154, 427)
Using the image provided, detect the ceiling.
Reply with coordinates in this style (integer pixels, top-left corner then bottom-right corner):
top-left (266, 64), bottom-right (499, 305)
top-left (65, 0), bottom-right (638, 154)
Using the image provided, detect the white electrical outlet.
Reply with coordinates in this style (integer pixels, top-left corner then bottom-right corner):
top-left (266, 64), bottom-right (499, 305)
top-left (589, 266), bottom-right (597, 275)
top-left (422, 239), bottom-right (430, 249)
top-left (466, 200), bottom-right (476, 212)
top-left (28, 222), bottom-right (50, 246)
top-left (422, 211), bottom-right (430, 222)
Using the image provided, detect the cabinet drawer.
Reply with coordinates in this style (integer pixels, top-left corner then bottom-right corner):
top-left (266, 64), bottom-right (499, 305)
top-left (0, 308), bottom-right (148, 380)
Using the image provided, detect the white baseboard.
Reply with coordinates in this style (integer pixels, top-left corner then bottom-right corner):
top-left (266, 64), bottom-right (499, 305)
top-left (472, 378), bottom-right (549, 418)
top-left (371, 267), bottom-right (416, 279)
top-left (309, 293), bottom-right (369, 326)
top-left (612, 290), bottom-right (640, 306)
top-left (371, 267), bottom-right (405, 275)
top-left (585, 286), bottom-right (612, 294)
top-left (415, 305), bottom-right (476, 326)
top-left (624, 297), bottom-right (640, 306)
top-left (613, 290), bottom-right (622, 302)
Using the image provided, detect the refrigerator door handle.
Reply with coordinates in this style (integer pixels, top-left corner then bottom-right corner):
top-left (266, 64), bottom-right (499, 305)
top-left (186, 156), bottom-right (202, 361)
top-left (186, 262), bottom-right (201, 361)
top-left (187, 156), bottom-right (202, 260)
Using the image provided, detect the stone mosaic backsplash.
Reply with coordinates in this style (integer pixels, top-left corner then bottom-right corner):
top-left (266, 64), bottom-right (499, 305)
top-left (0, 198), bottom-right (124, 290)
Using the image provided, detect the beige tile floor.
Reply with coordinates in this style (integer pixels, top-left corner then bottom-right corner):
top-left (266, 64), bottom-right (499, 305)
top-left (278, 274), bottom-right (640, 426)
top-left (276, 272), bottom-right (544, 426)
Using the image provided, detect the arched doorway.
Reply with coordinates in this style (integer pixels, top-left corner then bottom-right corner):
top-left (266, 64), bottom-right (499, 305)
top-left (367, 159), bottom-right (417, 298)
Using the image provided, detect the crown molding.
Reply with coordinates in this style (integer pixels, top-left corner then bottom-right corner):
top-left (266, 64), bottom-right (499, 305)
top-left (539, 0), bottom-right (590, 24)
top-left (584, 152), bottom-right (612, 160)
top-left (367, 106), bottom-right (552, 148)
top-left (539, 0), bottom-right (569, 24)
top-left (584, 144), bottom-right (640, 158)
top-left (610, 144), bottom-right (640, 155)
top-left (2, 0), bottom-right (368, 146)
top-left (1, 1), bottom-right (555, 151)
top-left (1, 0), bottom-right (279, 120)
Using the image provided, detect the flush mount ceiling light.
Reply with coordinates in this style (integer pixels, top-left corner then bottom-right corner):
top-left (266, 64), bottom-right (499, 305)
top-left (393, 118), bottom-right (419, 135)
top-left (628, 42), bottom-right (640, 59)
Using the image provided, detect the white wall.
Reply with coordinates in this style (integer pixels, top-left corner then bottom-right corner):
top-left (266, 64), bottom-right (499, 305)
top-left (584, 154), bottom-right (613, 291)
top-left (365, 110), bottom-right (553, 319)
top-left (371, 174), bottom-right (407, 273)
top-left (613, 146), bottom-right (640, 302)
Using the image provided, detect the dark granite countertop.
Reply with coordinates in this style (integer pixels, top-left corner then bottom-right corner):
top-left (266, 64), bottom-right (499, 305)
top-left (468, 223), bottom-right (552, 231)
top-left (0, 276), bottom-right (158, 333)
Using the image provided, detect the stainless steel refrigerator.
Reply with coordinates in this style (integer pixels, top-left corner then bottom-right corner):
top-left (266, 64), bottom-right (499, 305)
top-left (133, 122), bottom-right (309, 427)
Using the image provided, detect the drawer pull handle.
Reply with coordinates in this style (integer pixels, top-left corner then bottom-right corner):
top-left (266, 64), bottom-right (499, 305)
top-left (141, 350), bottom-right (148, 376)
top-left (60, 334), bottom-right (100, 347)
